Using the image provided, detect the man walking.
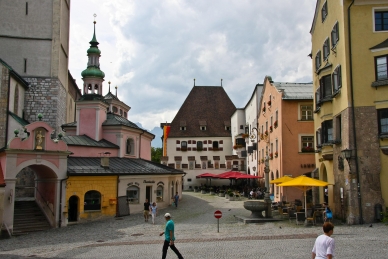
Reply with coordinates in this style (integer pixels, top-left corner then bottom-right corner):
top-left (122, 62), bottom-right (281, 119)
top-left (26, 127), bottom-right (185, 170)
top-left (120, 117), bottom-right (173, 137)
top-left (174, 192), bottom-right (179, 208)
top-left (143, 198), bottom-right (150, 222)
top-left (159, 213), bottom-right (184, 259)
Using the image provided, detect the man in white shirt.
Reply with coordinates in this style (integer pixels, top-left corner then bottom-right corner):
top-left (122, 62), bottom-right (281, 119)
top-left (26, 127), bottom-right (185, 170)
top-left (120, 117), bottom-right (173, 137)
top-left (312, 222), bottom-right (335, 259)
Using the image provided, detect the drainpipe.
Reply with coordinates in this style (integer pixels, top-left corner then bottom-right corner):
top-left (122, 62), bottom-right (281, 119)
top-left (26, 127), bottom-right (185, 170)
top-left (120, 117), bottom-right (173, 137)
top-left (347, 0), bottom-right (363, 224)
top-left (58, 176), bottom-right (69, 228)
top-left (4, 70), bottom-right (11, 149)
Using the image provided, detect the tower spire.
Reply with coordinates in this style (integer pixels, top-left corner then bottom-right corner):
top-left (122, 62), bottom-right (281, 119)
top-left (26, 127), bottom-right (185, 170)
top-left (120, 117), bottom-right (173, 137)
top-left (81, 14), bottom-right (105, 95)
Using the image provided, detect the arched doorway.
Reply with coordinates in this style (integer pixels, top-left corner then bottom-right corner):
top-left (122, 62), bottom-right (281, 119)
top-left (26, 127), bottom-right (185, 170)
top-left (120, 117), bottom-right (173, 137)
top-left (68, 195), bottom-right (79, 222)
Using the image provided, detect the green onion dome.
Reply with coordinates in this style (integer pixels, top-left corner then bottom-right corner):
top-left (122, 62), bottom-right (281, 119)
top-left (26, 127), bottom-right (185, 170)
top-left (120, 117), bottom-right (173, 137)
top-left (81, 67), bottom-right (105, 78)
top-left (87, 46), bottom-right (101, 55)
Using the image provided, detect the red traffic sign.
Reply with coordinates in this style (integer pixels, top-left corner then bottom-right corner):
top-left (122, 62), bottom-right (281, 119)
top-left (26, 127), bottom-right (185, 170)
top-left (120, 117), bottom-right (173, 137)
top-left (214, 210), bottom-right (222, 219)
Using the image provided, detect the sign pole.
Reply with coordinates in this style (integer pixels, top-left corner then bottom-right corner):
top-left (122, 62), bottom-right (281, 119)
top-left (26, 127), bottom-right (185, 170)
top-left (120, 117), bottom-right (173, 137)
top-left (214, 210), bottom-right (222, 233)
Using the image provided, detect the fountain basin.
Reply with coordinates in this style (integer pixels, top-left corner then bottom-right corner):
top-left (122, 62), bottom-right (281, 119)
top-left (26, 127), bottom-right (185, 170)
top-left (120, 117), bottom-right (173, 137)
top-left (243, 200), bottom-right (268, 218)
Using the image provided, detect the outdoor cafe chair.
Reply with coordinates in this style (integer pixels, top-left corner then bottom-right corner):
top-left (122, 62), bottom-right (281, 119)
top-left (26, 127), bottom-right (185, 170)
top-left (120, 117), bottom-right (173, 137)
top-left (306, 211), bottom-right (318, 226)
top-left (295, 212), bottom-right (306, 225)
top-left (288, 209), bottom-right (296, 223)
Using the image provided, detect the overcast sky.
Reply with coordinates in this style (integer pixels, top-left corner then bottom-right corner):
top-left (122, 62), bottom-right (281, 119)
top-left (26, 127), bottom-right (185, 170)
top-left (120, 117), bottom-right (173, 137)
top-left (69, 0), bottom-right (316, 131)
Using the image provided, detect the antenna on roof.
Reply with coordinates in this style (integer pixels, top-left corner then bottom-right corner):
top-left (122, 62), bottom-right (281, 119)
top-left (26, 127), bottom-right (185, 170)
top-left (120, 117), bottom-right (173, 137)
top-left (115, 86), bottom-right (118, 96)
top-left (108, 81), bottom-right (111, 92)
top-left (194, 78), bottom-right (196, 86)
top-left (221, 78), bottom-right (223, 87)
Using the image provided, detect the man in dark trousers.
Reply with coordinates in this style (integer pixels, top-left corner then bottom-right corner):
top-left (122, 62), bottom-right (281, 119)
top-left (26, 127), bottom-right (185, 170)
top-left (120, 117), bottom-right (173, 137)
top-left (143, 198), bottom-right (150, 222)
top-left (159, 213), bottom-right (184, 259)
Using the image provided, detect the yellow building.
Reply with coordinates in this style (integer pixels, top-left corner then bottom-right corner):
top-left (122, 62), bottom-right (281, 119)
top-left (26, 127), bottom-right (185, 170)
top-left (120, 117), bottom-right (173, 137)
top-left (65, 176), bottom-right (118, 222)
top-left (311, 0), bottom-right (387, 224)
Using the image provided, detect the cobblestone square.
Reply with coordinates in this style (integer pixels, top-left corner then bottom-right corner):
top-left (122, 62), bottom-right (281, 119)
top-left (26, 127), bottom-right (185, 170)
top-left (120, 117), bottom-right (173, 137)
top-left (1, 192), bottom-right (387, 258)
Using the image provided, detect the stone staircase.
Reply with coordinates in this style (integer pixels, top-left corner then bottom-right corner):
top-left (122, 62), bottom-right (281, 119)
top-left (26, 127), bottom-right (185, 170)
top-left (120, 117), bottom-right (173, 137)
top-left (13, 200), bottom-right (51, 236)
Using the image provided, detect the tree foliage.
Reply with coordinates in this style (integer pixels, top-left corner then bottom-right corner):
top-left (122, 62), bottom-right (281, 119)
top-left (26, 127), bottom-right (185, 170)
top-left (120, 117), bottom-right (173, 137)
top-left (151, 147), bottom-right (163, 163)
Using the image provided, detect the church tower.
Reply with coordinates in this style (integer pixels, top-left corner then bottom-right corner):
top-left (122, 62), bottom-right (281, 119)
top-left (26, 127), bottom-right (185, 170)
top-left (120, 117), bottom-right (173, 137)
top-left (76, 20), bottom-right (108, 141)
top-left (81, 19), bottom-right (105, 95)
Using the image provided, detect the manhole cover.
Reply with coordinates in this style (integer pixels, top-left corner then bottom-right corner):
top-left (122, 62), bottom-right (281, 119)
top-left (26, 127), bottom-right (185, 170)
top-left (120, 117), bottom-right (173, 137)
top-left (131, 233), bottom-right (144, 236)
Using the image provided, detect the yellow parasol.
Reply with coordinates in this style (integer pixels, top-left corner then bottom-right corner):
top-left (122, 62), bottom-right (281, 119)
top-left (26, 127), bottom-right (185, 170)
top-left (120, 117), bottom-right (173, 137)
top-left (270, 175), bottom-right (293, 184)
top-left (278, 175), bottom-right (329, 218)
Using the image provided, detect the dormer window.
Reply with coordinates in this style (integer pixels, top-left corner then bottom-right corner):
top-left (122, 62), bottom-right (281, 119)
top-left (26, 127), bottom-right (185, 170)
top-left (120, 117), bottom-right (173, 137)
top-left (180, 126), bottom-right (186, 131)
top-left (225, 126), bottom-right (230, 131)
top-left (199, 120), bottom-right (207, 131)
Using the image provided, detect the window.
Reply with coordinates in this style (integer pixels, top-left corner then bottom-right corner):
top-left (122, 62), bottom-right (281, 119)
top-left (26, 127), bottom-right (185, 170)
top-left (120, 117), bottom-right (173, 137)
top-left (215, 161), bottom-right (219, 169)
top-left (378, 109), bottom-right (388, 134)
top-left (26, 2), bottom-right (28, 15)
top-left (124, 112), bottom-right (127, 118)
top-left (375, 55), bottom-right (388, 80)
top-left (127, 186), bottom-right (139, 204)
top-left (301, 104), bottom-right (313, 121)
top-left (180, 126), bottom-right (186, 131)
top-left (176, 161), bottom-right (181, 169)
top-left (301, 136), bottom-right (314, 152)
top-left (240, 125), bottom-right (244, 129)
top-left (212, 141), bottom-right (219, 149)
top-left (331, 22), bottom-right (339, 47)
top-left (275, 139), bottom-right (278, 153)
top-left (321, 1), bottom-right (328, 22)
top-left (332, 65), bottom-right (342, 93)
top-left (375, 11), bottom-right (388, 31)
top-left (320, 75), bottom-right (332, 99)
top-left (126, 138), bottom-right (134, 155)
top-left (189, 161), bottom-right (194, 170)
top-left (202, 161), bottom-right (206, 169)
top-left (187, 178), bottom-right (192, 182)
top-left (24, 58), bottom-right (27, 73)
top-left (200, 126), bottom-right (206, 131)
top-left (245, 126), bottom-right (249, 134)
top-left (84, 190), bottom-right (101, 211)
top-left (156, 186), bottom-right (163, 202)
top-left (225, 126), bottom-right (230, 131)
top-left (181, 141), bottom-right (187, 151)
top-left (113, 106), bottom-right (118, 113)
top-left (322, 120), bottom-right (333, 144)
top-left (315, 51), bottom-right (321, 71)
top-left (323, 38), bottom-right (330, 61)
top-left (235, 138), bottom-right (246, 147)
top-left (197, 141), bottom-right (203, 151)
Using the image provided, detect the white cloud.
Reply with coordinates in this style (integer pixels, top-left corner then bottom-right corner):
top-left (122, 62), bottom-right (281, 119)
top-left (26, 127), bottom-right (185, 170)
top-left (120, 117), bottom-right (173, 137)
top-left (69, 0), bottom-right (316, 130)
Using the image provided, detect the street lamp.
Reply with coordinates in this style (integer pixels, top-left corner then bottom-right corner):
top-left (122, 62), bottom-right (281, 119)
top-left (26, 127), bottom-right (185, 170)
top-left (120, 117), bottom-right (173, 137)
top-left (341, 148), bottom-right (353, 173)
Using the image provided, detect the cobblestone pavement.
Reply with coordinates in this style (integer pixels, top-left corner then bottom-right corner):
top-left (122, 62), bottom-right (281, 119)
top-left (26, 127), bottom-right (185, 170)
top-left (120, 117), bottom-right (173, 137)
top-left (1, 192), bottom-right (388, 258)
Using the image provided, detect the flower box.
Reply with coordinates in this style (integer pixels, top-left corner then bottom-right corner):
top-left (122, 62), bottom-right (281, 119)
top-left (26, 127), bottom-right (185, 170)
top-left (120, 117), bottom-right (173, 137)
top-left (233, 144), bottom-right (243, 150)
top-left (302, 147), bottom-right (315, 153)
top-left (274, 120), bottom-right (278, 128)
top-left (269, 126), bottom-right (273, 132)
top-left (275, 152), bottom-right (278, 158)
top-left (267, 100), bottom-right (271, 106)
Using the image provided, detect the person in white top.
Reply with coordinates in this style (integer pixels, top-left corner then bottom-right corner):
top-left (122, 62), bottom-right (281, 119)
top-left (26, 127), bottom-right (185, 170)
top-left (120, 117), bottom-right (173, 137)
top-left (312, 222), bottom-right (335, 259)
top-left (149, 202), bottom-right (158, 225)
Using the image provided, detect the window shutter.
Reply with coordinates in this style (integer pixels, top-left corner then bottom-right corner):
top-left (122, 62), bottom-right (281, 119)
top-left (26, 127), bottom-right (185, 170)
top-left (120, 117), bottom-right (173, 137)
top-left (219, 140), bottom-right (223, 144)
top-left (176, 140), bottom-right (180, 144)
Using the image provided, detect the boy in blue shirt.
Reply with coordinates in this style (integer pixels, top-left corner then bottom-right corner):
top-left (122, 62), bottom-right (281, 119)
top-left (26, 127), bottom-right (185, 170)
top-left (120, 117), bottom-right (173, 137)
top-left (159, 213), bottom-right (184, 259)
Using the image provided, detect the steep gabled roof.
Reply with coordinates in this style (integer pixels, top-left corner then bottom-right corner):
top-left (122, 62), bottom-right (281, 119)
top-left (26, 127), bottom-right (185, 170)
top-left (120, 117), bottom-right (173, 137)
top-left (67, 157), bottom-right (185, 175)
top-left (8, 111), bottom-right (30, 126)
top-left (169, 86), bottom-right (236, 137)
top-left (62, 135), bottom-right (119, 148)
top-left (0, 58), bottom-right (29, 88)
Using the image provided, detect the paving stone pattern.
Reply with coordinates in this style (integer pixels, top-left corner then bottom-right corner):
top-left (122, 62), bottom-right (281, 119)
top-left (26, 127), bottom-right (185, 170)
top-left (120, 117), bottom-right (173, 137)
top-left (1, 192), bottom-right (388, 258)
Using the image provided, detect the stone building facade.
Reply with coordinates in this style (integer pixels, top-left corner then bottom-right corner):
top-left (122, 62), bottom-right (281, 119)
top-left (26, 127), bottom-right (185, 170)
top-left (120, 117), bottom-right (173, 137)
top-left (310, 0), bottom-right (385, 224)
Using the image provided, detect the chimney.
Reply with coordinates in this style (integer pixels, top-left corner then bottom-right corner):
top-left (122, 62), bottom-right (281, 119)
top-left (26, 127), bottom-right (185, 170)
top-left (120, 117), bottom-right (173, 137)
top-left (100, 152), bottom-right (111, 168)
